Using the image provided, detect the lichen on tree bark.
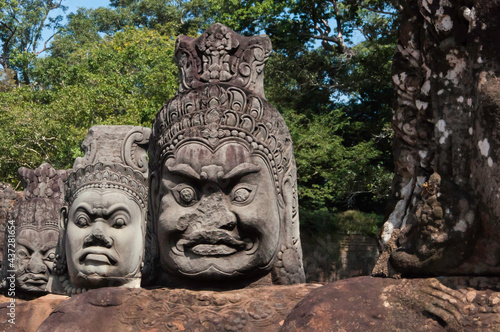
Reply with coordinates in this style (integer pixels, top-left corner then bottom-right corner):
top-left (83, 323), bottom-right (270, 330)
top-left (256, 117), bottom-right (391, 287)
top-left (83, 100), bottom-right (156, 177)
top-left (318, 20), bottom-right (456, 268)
top-left (374, 0), bottom-right (500, 277)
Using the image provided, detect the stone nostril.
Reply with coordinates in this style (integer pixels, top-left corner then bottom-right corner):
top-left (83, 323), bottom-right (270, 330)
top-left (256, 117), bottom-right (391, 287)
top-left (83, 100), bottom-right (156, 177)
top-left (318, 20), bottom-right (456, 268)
top-left (218, 207), bottom-right (237, 230)
top-left (220, 219), bottom-right (236, 231)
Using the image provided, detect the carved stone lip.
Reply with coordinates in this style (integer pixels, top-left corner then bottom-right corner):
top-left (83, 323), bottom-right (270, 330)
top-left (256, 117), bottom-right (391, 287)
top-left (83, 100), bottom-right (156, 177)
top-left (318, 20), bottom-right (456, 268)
top-left (176, 230), bottom-right (248, 256)
top-left (79, 249), bottom-right (117, 266)
top-left (22, 274), bottom-right (48, 284)
top-left (191, 244), bottom-right (237, 256)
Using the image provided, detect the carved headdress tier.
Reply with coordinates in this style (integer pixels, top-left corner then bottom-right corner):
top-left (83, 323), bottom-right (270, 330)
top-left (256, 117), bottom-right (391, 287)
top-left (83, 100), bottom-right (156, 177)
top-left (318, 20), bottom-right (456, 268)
top-left (150, 85), bottom-right (294, 198)
top-left (13, 163), bottom-right (70, 231)
top-left (66, 126), bottom-right (151, 207)
top-left (175, 23), bottom-right (272, 97)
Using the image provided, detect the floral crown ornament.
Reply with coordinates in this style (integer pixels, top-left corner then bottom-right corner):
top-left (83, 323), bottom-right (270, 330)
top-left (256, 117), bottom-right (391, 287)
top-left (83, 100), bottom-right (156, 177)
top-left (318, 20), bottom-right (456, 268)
top-left (146, 23), bottom-right (305, 286)
top-left (66, 126), bottom-right (151, 203)
top-left (12, 163), bottom-right (71, 231)
top-left (176, 23), bottom-right (272, 95)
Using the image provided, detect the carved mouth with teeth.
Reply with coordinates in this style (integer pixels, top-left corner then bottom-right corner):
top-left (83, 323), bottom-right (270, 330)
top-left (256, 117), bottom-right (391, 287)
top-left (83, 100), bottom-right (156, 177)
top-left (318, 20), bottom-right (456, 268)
top-left (79, 251), bottom-right (117, 265)
top-left (174, 230), bottom-right (254, 256)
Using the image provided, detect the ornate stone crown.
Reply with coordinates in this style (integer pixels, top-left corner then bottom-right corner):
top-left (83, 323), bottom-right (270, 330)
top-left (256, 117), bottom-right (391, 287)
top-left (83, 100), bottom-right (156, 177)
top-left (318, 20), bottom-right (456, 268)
top-left (175, 23), bottom-right (272, 96)
top-left (65, 163), bottom-right (148, 209)
top-left (12, 163), bottom-right (70, 231)
top-left (65, 126), bottom-right (151, 208)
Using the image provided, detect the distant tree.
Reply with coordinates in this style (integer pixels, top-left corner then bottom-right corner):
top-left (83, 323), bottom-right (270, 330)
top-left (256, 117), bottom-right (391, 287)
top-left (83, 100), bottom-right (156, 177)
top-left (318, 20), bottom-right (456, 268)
top-left (0, 0), bottom-right (67, 84)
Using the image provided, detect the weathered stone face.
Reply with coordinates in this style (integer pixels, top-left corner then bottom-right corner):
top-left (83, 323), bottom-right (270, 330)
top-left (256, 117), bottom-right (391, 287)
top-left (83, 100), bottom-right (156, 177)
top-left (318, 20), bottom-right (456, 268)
top-left (2, 163), bottom-right (70, 296)
top-left (157, 142), bottom-right (281, 280)
top-left (64, 189), bottom-right (144, 289)
top-left (15, 228), bottom-right (58, 293)
top-left (146, 23), bottom-right (305, 287)
top-left (57, 125), bottom-right (150, 294)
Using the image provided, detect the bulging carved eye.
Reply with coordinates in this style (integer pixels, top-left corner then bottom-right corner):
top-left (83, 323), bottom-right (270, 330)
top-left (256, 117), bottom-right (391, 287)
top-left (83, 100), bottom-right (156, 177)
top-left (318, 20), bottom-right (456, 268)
top-left (233, 188), bottom-right (251, 202)
top-left (231, 184), bottom-right (257, 205)
top-left (113, 217), bottom-right (126, 229)
top-left (17, 249), bottom-right (29, 259)
top-left (46, 252), bottom-right (56, 261)
top-left (75, 214), bottom-right (90, 228)
top-left (171, 184), bottom-right (198, 206)
top-left (179, 187), bottom-right (196, 204)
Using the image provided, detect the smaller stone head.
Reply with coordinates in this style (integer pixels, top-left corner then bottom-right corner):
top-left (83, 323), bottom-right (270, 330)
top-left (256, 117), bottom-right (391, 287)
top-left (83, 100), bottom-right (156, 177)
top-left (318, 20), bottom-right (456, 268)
top-left (5, 163), bottom-right (70, 295)
top-left (56, 126), bottom-right (150, 294)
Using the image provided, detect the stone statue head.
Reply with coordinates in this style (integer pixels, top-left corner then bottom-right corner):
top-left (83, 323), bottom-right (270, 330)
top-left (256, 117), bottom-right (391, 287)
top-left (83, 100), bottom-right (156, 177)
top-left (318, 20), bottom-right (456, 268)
top-left (56, 126), bottom-right (150, 294)
top-left (3, 163), bottom-right (70, 295)
top-left (146, 23), bottom-right (305, 288)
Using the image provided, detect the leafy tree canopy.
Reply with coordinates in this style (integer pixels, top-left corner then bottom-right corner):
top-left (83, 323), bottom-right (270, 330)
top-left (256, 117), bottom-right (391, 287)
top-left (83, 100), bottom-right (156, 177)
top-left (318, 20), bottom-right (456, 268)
top-left (0, 0), bottom-right (399, 218)
top-left (0, 27), bottom-right (177, 182)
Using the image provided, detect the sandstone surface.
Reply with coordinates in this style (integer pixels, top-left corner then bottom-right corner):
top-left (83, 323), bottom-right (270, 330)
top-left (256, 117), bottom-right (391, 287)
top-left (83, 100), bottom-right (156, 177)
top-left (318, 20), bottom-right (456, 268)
top-left (282, 276), bottom-right (500, 331)
top-left (38, 284), bottom-right (320, 331)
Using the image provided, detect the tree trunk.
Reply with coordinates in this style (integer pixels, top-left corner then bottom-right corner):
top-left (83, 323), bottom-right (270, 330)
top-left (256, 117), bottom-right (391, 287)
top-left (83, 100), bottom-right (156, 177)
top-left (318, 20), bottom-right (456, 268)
top-left (374, 0), bottom-right (500, 277)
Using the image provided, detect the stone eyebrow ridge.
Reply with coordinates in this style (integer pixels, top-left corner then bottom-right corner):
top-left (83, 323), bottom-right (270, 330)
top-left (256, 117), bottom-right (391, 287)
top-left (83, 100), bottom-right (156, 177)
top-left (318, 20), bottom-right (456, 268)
top-left (222, 163), bottom-right (261, 180)
top-left (167, 164), bottom-right (201, 180)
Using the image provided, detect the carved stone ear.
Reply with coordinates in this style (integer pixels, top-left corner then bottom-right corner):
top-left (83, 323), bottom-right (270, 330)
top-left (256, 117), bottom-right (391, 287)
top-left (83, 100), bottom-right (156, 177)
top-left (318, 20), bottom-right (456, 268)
top-left (59, 206), bottom-right (68, 230)
top-left (272, 173), bottom-right (306, 285)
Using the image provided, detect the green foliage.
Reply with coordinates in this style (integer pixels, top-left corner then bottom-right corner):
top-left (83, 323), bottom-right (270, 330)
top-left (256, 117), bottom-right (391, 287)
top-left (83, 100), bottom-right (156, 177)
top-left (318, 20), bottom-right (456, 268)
top-left (0, 27), bottom-right (178, 183)
top-left (264, 40), bottom-right (394, 214)
top-left (301, 209), bottom-right (384, 236)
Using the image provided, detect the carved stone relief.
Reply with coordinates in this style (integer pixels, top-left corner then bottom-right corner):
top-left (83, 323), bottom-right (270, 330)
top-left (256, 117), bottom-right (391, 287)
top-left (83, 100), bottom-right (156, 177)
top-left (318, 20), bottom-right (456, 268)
top-left (55, 125), bottom-right (150, 295)
top-left (146, 23), bottom-right (305, 288)
top-left (36, 284), bottom-right (321, 331)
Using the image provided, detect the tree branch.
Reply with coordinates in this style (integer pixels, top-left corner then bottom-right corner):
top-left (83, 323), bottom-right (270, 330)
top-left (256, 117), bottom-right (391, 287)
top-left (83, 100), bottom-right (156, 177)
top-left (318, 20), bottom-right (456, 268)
top-left (359, 5), bottom-right (397, 16)
top-left (32, 5), bottom-right (53, 53)
top-left (35, 32), bottom-right (58, 56)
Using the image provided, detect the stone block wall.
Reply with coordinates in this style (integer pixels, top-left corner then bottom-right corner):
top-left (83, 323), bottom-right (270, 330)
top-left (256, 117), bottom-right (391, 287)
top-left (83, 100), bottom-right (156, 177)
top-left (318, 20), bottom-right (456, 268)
top-left (301, 232), bottom-right (379, 283)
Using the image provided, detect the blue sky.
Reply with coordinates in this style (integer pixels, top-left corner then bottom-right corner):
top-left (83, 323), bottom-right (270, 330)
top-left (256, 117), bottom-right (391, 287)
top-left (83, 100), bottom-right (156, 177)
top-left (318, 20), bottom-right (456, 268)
top-left (64, 0), bottom-right (110, 13)
top-left (40, 0), bottom-right (110, 53)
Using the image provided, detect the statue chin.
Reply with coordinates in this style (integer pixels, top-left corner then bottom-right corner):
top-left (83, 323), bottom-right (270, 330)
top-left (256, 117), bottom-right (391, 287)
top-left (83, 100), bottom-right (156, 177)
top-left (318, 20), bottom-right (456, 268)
top-left (72, 272), bottom-right (141, 289)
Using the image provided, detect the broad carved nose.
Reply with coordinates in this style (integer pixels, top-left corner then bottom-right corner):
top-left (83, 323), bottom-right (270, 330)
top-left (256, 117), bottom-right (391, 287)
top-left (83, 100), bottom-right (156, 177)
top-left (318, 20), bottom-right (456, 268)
top-left (200, 185), bottom-right (237, 231)
top-left (27, 254), bottom-right (47, 274)
top-left (83, 222), bottom-right (114, 248)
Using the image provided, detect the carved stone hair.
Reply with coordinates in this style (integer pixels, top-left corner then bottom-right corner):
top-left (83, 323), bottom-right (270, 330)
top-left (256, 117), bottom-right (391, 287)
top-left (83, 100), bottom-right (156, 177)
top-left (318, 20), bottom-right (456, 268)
top-left (146, 23), bottom-right (305, 285)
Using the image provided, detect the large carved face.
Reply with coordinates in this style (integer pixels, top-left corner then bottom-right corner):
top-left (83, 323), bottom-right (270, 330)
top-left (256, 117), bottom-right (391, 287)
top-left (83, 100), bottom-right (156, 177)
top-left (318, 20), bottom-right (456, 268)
top-left (155, 141), bottom-right (281, 280)
top-left (15, 228), bottom-right (58, 293)
top-left (64, 189), bottom-right (144, 288)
